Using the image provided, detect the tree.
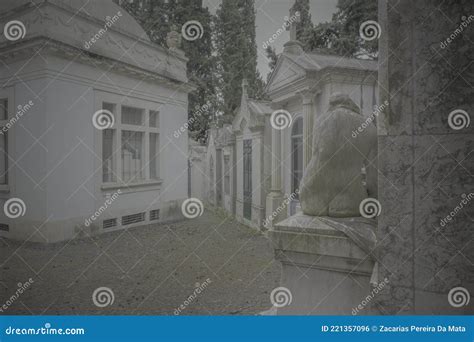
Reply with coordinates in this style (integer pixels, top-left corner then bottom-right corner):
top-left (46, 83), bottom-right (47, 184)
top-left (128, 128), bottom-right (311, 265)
top-left (304, 0), bottom-right (378, 59)
top-left (290, 0), bottom-right (313, 48)
top-left (265, 45), bottom-right (278, 82)
top-left (117, 0), bottom-right (217, 143)
top-left (215, 0), bottom-right (265, 123)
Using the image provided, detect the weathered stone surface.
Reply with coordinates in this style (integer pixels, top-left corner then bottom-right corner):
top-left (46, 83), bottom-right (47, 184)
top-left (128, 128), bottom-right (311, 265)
top-left (377, 0), bottom-right (474, 314)
top-left (413, 134), bottom-right (474, 297)
top-left (300, 94), bottom-right (377, 217)
top-left (270, 213), bottom-right (376, 315)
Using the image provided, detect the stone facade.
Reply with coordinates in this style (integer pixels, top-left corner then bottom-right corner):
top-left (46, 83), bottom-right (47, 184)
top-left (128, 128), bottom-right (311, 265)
top-left (0, 0), bottom-right (194, 242)
top-left (200, 82), bottom-right (272, 229)
top-left (231, 82), bottom-right (273, 229)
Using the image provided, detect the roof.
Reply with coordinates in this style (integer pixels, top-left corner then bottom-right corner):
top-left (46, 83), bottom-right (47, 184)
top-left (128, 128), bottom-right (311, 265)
top-left (1, 0), bottom-right (150, 42)
top-left (282, 51), bottom-right (378, 72)
top-left (265, 50), bottom-right (378, 95)
top-left (248, 100), bottom-right (273, 116)
top-left (0, 0), bottom-right (190, 85)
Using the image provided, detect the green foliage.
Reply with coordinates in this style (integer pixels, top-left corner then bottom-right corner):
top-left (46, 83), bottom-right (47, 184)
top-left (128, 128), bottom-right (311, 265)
top-left (305, 0), bottom-right (378, 58)
top-left (215, 0), bottom-right (265, 123)
top-left (265, 45), bottom-right (278, 81)
top-left (118, 0), bottom-right (266, 139)
top-left (290, 0), bottom-right (313, 47)
top-left (117, 0), bottom-right (217, 143)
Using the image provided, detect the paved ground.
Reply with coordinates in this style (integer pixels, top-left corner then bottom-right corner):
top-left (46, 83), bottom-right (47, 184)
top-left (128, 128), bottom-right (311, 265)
top-left (0, 209), bottom-right (281, 315)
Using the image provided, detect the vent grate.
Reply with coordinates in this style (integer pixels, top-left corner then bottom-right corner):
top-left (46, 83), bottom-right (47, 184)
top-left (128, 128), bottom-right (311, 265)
top-left (122, 212), bottom-right (145, 226)
top-left (103, 218), bottom-right (117, 229)
top-left (0, 223), bottom-right (9, 232)
top-left (149, 209), bottom-right (160, 221)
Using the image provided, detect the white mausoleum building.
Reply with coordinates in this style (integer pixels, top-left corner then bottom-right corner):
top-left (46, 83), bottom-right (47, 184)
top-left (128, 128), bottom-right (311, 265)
top-left (264, 40), bottom-right (378, 227)
top-left (0, 0), bottom-right (193, 242)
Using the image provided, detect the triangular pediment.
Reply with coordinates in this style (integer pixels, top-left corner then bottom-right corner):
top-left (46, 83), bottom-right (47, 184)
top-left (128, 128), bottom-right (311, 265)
top-left (232, 105), bottom-right (265, 134)
top-left (266, 56), bottom-right (306, 93)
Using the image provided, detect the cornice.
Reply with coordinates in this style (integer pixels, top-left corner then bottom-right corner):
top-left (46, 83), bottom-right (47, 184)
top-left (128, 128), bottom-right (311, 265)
top-left (0, 37), bottom-right (195, 94)
top-left (267, 67), bottom-right (377, 103)
top-left (0, 0), bottom-right (189, 64)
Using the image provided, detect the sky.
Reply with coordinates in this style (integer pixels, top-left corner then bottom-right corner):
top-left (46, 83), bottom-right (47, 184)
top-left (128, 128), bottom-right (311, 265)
top-left (202, 0), bottom-right (338, 78)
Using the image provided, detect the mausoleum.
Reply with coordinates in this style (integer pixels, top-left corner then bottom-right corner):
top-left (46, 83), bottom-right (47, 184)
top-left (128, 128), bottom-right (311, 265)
top-left (264, 40), bottom-right (378, 227)
top-left (0, 0), bottom-right (193, 242)
top-left (231, 80), bottom-right (273, 229)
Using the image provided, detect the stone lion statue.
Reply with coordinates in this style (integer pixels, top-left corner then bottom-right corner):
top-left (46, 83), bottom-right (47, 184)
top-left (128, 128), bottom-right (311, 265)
top-left (299, 93), bottom-right (377, 217)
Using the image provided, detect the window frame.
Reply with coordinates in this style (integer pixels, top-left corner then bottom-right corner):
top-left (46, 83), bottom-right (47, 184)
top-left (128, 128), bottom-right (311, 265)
top-left (96, 92), bottom-right (162, 191)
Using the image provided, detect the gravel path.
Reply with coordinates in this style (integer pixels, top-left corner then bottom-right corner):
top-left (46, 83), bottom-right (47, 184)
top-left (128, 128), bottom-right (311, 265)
top-left (0, 209), bottom-right (281, 315)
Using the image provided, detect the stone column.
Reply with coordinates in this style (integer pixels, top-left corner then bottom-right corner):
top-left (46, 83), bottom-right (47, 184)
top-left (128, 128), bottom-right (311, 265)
top-left (270, 129), bottom-right (281, 191)
top-left (299, 91), bottom-right (314, 168)
top-left (265, 127), bottom-right (285, 229)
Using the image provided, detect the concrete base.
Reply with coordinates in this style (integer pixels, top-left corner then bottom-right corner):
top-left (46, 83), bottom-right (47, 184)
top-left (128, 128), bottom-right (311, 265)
top-left (269, 213), bottom-right (376, 315)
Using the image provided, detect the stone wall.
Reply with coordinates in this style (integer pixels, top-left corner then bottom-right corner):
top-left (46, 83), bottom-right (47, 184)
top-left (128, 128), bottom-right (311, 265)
top-left (377, 0), bottom-right (473, 314)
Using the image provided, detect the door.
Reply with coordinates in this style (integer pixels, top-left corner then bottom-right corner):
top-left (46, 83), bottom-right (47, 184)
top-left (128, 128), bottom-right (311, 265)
top-left (209, 156), bottom-right (215, 203)
top-left (243, 139), bottom-right (252, 220)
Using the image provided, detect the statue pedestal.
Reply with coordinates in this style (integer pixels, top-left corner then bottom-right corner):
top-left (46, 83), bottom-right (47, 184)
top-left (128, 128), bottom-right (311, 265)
top-left (269, 213), bottom-right (376, 315)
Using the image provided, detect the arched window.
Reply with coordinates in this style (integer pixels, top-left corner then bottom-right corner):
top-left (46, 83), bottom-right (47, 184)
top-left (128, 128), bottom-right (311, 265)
top-left (291, 117), bottom-right (303, 197)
